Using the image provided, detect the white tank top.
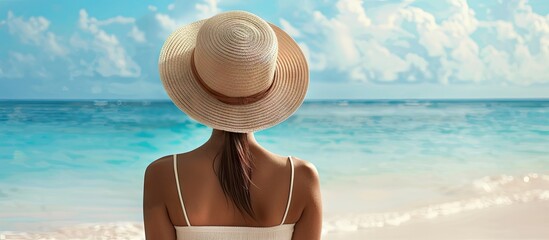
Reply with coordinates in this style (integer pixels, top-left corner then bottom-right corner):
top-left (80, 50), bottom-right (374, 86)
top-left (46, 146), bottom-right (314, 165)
top-left (173, 154), bottom-right (296, 240)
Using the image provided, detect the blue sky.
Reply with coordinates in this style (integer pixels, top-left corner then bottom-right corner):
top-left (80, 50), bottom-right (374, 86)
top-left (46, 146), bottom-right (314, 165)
top-left (1, 0), bottom-right (548, 99)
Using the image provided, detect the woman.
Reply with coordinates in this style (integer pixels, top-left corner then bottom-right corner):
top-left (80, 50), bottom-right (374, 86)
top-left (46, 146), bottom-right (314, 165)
top-left (143, 11), bottom-right (322, 240)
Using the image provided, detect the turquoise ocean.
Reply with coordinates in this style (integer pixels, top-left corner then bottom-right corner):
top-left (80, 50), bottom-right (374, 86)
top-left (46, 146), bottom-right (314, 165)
top-left (1, 99), bottom-right (548, 233)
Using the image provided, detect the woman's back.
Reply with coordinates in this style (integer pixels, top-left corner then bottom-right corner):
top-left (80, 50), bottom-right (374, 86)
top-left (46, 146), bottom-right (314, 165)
top-left (171, 144), bottom-right (297, 227)
top-left (143, 139), bottom-right (322, 239)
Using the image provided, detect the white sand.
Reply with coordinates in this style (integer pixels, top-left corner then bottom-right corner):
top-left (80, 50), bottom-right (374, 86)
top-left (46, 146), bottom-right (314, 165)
top-left (0, 222), bottom-right (145, 240)
top-left (2, 201), bottom-right (548, 239)
top-left (325, 201), bottom-right (549, 240)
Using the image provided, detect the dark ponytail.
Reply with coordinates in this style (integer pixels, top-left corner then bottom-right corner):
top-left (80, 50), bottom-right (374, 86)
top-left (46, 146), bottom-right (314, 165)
top-left (215, 130), bottom-right (256, 219)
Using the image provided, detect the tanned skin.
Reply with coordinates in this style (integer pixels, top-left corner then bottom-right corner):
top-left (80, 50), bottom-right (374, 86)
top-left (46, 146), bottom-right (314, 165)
top-left (143, 129), bottom-right (322, 239)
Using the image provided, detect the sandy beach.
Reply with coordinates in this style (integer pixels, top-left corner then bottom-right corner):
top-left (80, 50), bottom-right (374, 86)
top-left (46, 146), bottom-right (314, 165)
top-left (2, 200), bottom-right (548, 239)
top-left (325, 201), bottom-right (549, 240)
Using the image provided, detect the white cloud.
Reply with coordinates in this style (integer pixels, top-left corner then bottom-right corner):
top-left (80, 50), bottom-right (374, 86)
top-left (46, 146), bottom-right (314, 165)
top-left (0, 8), bottom-right (150, 92)
top-left (78, 10), bottom-right (135, 32)
top-left (289, 0), bottom-right (549, 85)
top-left (296, 0), bottom-right (413, 82)
top-left (148, 5), bottom-right (157, 12)
top-left (154, 0), bottom-right (221, 36)
top-left (473, 1), bottom-right (549, 85)
top-left (76, 9), bottom-right (141, 78)
top-left (2, 9), bottom-right (146, 79)
top-left (359, 40), bottom-right (410, 81)
top-left (298, 42), bottom-right (326, 71)
top-left (6, 11), bottom-right (49, 43)
top-left (311, 10), bottom-right (361, 70)
top-left (481, 21), bottom-right (522, 42)
top-left (449, 38), bottom-right (484, 82)
top-left (396, 7), bottom-right (449, 57)
top-left (394, 0), bottom-right (483, 83)
top-left (480, 45), bottom-right (511, 82)
top-left (280, 18), bottom-right (301, 38)
top-left (405, 53), bottom-right (431, 79)
top-left (128, 26), bottom-right (146, 43)
top-left (335, 0), bottom-right (371, 29)
top-left (5, 11), bottom-right (67, 56)
top-left (44, 32), bottom-right (68, 57)
top-left (195, 0), bottom-right (220, 19)
top-left (78, 9), bottom-right (146, 41)
top-left (155, 13), bottom-right (179, 32)
top-left (513, 0), bottom-right (549, 35)
top-left (92, 15), bottom-right (135, 26)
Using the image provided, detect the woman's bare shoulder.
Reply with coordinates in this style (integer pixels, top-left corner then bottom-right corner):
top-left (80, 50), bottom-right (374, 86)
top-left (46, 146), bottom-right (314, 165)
top-left (144, 154), bottom-right (178, 185)
top-left (289, 156), bottom-right (322, 225)
top-left (291, 156), bottom-right (320, 183)
top-left (146, 154), bottom-right (172, 170)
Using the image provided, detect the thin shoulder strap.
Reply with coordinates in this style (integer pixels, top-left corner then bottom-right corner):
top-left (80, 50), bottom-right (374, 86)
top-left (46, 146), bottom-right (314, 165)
top-left (280, 156), bottom-right (295, 225)
top-left (173, 154), bottom-right (191, 226)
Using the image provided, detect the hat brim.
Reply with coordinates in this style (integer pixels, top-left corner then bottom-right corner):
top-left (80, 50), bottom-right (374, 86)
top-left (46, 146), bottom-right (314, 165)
top-left (159, 19), bottom-right (309, 133)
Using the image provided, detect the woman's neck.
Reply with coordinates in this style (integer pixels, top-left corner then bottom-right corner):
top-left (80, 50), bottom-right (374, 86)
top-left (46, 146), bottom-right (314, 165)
top-left (204, 129), bottom-right (259, 149)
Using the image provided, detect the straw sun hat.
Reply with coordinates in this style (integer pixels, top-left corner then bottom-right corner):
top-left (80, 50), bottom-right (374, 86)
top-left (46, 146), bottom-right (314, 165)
top-left (158, 10), bottom-right (309, 133)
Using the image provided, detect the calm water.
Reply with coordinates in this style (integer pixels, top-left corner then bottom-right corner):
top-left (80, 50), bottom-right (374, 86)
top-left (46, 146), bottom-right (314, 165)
top-left (0, 99), bottom-right (548, 231)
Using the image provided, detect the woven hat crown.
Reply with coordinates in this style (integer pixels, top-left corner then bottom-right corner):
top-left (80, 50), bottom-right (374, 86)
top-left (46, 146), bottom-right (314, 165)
top-left (158, 10), bottom-right (308, 132)
top-left (193, 11), bottom-right (279, 98)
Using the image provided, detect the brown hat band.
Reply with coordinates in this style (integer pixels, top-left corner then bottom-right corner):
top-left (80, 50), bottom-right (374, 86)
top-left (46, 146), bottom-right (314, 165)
top-left (190, 50), bottom-right (276, 105)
